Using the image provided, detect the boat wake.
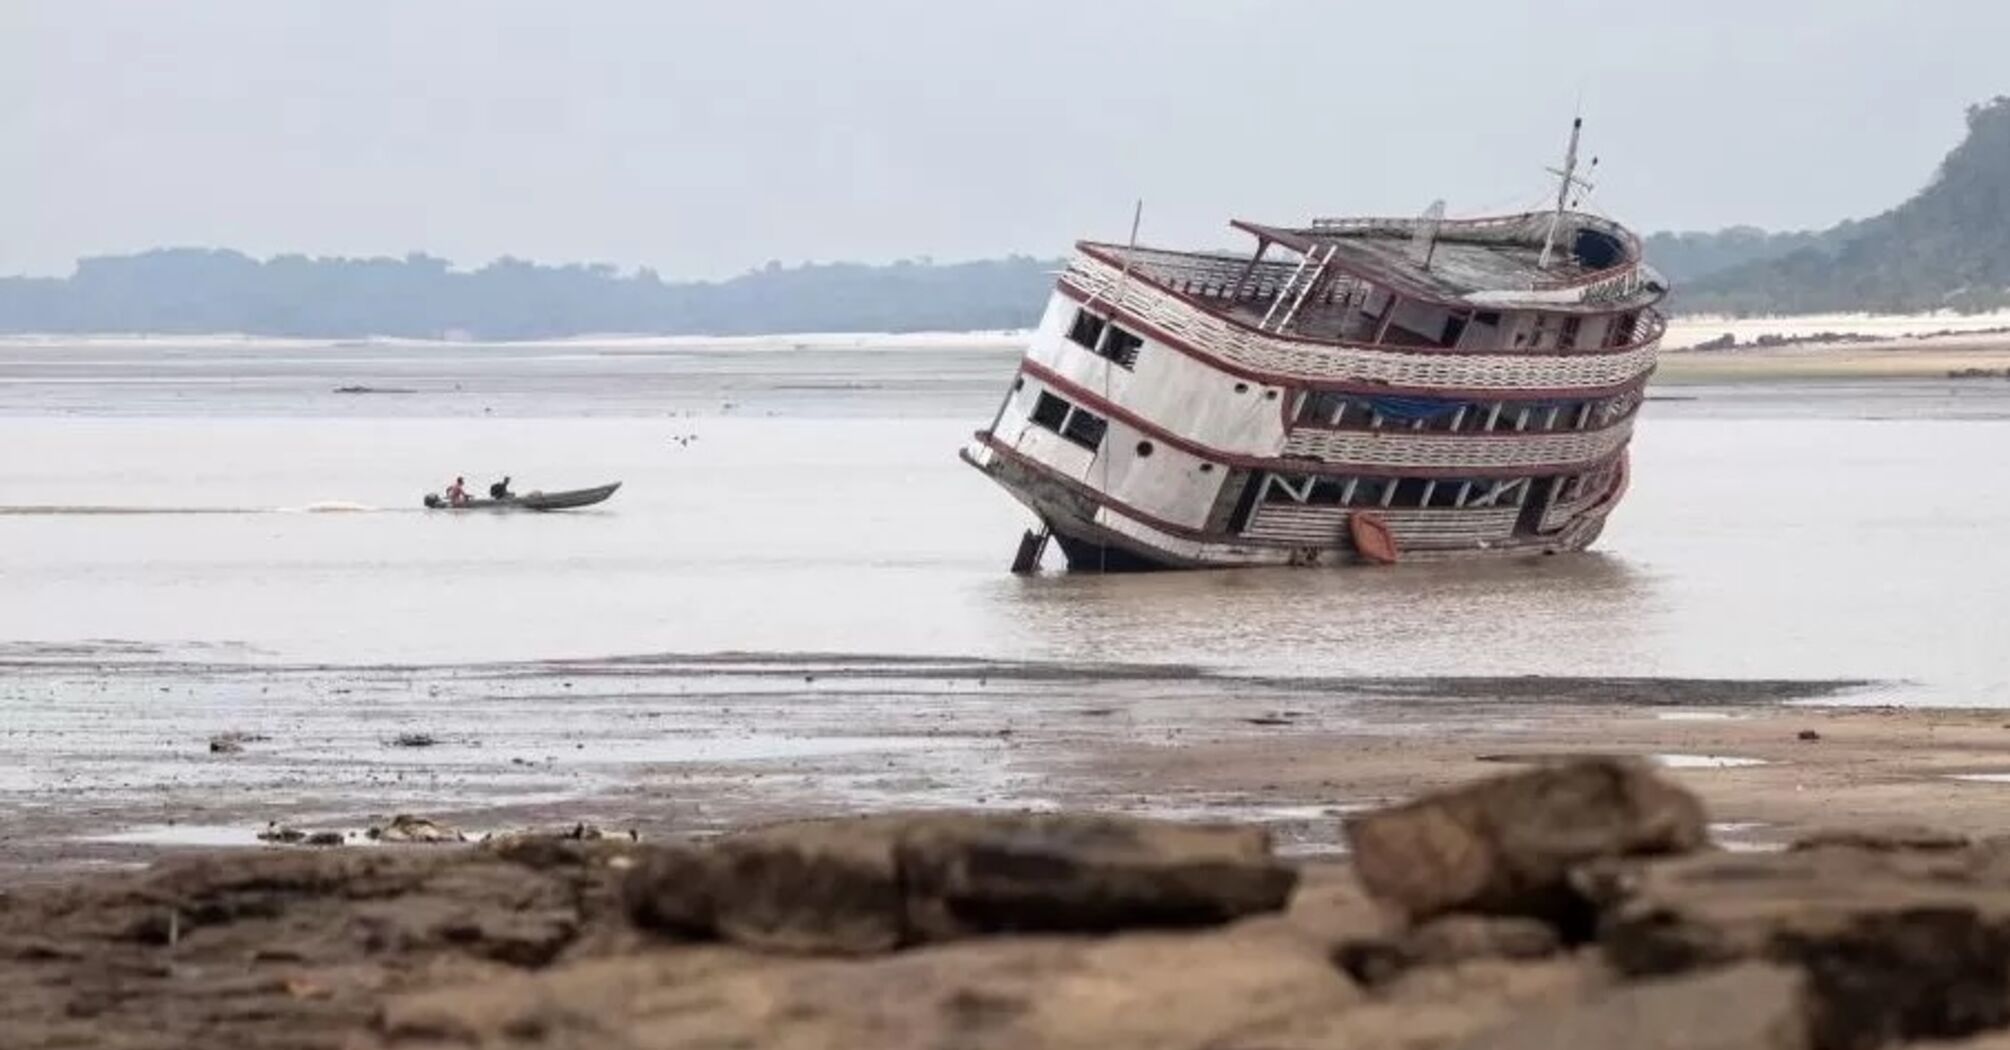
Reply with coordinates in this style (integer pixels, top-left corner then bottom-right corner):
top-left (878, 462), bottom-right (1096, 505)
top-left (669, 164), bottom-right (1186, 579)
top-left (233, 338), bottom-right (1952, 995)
top-left (0, 501), bottom-right (390, 516)
top-left (274, 501), bottom-right (381, 514)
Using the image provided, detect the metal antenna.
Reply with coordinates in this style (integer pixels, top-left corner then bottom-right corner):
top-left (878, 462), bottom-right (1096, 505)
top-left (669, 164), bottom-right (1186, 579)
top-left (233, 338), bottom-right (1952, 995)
top-left (1538, 117), bottom-right (1596, 270)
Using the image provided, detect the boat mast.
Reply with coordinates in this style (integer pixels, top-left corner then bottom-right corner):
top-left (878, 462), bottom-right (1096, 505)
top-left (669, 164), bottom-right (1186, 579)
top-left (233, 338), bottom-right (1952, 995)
top-left (1538, 117), bottom-right (1594, 270)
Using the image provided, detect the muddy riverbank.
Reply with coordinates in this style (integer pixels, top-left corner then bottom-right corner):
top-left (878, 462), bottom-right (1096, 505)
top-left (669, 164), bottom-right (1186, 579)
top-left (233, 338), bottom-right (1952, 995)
top-left (12, 648), bottom-right (2010, 884)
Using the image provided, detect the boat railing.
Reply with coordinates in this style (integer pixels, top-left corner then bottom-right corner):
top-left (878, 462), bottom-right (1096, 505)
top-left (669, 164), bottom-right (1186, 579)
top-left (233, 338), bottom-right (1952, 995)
top-left (1064, 248), bottom-right (1665, 394)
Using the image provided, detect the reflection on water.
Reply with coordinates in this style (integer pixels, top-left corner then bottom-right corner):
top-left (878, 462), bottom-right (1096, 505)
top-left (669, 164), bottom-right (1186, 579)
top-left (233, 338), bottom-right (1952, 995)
top-left (1, 340), bottom-right (2008, 706)
top-left (996, 553), bottom-right (1654, 677)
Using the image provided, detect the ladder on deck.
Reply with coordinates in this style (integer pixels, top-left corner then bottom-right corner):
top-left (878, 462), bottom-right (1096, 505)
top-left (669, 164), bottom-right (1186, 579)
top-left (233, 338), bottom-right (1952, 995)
top-left (1257, 244), bottom-right (1336, 333)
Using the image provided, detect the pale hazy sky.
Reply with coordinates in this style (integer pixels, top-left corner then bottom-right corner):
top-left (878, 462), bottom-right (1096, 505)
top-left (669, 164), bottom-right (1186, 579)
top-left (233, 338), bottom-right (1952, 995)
top-left (4, 1), bottom-right (2007, 278)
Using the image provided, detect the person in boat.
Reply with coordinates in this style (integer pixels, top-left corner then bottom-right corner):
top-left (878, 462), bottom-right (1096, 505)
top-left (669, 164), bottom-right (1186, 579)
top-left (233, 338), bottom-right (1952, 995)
top-left (488, 476), bottom-right (513, 500)
top-left (445, 477), bottom-right (470, 507)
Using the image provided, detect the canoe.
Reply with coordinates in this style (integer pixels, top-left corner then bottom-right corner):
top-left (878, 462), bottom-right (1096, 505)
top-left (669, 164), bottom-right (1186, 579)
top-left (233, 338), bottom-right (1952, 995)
top-left (424, 482), bottom-right (621, 512)
top-left (1349, 511), bottom-right (1400, 565)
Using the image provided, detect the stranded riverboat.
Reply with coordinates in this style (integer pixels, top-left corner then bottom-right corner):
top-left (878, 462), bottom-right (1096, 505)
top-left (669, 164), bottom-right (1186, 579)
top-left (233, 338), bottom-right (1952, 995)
top-left (962, 122), bottom-right (1667, 572)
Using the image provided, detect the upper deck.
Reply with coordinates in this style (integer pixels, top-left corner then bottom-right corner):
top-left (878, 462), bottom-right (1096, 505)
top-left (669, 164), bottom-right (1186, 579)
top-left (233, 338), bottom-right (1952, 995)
top-left (1074, 210), bottom-right (1666, 359)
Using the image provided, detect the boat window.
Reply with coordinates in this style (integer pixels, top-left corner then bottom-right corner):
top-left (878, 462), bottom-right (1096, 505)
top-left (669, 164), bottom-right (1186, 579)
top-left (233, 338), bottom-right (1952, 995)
top-left (1099, 325), bottom-right (1143, 369)
top-left (1474, 311), bottom-right (1502, 327)
top-left (1426, 481), bottom-right (1465, 508)
top-left (1060, 407), bottom-right (1108, 450)
top-left (1299, 390), bottom-right (1346, 425)
top-left (1390, 478), bottom-right (1430, 508)
top-left (1558, 316), bottom-right (1582, 350)
top-left (1441, 313), bottom-right (1470, 348)
top-left (1608, 307), bottom-right (1640, 345)
top-left (1135, 440), bottom-right (1154, 458)
top-left (1066, 311), bottom-right (1106, 352)
top-left (1030, 391), bottom-right (1071, 431)
top-left (1349, 479), bottom-right (1386, 506)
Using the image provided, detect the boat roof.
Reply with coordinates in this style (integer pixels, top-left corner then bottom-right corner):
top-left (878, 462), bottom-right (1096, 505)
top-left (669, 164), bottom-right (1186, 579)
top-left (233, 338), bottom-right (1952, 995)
top-left (1229, 212), bottom-right (1660, 311)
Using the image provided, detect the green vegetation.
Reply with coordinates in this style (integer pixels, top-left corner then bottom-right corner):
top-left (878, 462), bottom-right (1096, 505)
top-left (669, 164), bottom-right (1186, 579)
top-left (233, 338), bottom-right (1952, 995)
top-left (0, 253), bottom-right (1061, 339)
top-left (1671, 96), bottom-right (2010, 315)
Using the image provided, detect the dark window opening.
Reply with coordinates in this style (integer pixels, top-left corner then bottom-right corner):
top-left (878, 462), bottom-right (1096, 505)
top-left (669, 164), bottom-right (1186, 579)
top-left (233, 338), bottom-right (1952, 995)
top-left (1299, 390), bottom-right (1346, 425)
top-left (1134, 440), bottom-right (1154, 458)
top-left (1225, 471), bottom-right (1264, 533)
top-left (1030, 391), bottom-right (1070, 431)
top-left (1426, 481), bottom-right (1465, 508)
top-left (1066, 310), bottom-right (1106, 351)
top-left (1441, 313), bottom-right (1470, 348)
top-left (1308, 478), bottom-right (1348, 505)
top-left (1474, 310), bottom-right (1502, 327)
top-left (1572, 228), bottom-right (1626, 270)
top-left (1061, 408), bottom-right (1107, 450)
top-left (1100, 325), bottom-right (1143, 368)
top-left (1391, 478), bottom-right (1431, 508)
top-left (1610, 312), bottom-right (1639, 347)
top-left (1351, 479), bottom-right (1388, 506)
top-left (1558, 316), bottom-right (1582, 350)
top-left (1234, 382), bottom-right (1250, 394)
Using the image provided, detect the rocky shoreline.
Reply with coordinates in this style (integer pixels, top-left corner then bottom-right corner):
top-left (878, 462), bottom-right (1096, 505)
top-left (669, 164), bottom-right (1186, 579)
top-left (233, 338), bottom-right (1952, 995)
top-left (6, 758), bottom-right (2010, 1049)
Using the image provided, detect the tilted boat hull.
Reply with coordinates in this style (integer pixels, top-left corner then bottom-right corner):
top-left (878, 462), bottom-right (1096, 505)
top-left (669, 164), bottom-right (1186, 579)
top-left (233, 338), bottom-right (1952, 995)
top-left (963, 196), bottom-right (1661, 573)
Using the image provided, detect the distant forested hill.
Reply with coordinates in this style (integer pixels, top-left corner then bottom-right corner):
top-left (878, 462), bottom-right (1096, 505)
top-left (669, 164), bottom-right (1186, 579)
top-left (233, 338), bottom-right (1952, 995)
top-left (1664, 96), bottom-right (2010, 315)
top-left (1641, 227), bottom-right (1825, 287)
top-left (7, 96), bottom-right (2009, 334)
top-left (0, 253), bottom-right (1061, 339)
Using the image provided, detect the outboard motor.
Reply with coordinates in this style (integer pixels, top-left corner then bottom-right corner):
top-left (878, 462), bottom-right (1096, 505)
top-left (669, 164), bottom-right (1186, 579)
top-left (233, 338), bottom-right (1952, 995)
top-left (423, 493), bottom-right (442, 509)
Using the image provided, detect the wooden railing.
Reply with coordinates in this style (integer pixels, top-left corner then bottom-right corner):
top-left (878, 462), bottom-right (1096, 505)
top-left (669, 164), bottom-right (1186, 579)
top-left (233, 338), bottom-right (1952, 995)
top-left (1280, 417), bottom-right (1635, 470)
top-left (1062, 250), bottom-right (1665, 394)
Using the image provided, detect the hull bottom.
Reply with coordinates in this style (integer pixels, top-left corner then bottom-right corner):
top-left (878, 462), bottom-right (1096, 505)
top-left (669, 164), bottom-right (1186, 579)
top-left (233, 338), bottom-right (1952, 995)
top-left (964, 438), bottom-right (1617, 573)
top-left (1049, 531), bottom-right (1180, 573)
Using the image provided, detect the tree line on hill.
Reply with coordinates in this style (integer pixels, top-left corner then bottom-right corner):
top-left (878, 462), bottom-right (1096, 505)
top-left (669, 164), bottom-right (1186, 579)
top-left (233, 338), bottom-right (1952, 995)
top-left (4, 97), bottom-right (2008, 336)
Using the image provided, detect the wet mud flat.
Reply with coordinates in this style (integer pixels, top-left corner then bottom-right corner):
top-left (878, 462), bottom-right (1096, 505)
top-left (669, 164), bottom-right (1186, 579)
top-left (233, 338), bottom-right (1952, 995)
top-left (9, 758), bottom-right (2010, 1049)
top-left (12, 645), bottom-right (2010, 883)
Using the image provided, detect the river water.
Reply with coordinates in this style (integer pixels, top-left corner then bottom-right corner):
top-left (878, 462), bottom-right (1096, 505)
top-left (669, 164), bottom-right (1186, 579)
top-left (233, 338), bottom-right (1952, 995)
top-left (4, 337), bottom-right (2009, 705)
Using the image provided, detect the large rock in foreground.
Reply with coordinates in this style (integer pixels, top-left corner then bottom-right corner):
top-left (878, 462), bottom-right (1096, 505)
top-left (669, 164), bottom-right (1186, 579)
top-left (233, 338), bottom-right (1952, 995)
top-left (1590, 846), bottom-right (2010, 1049)
top-left (1343, 758), bottom-right (1708, 928)
top-left (624, 812), bottom-right (1298, 954)
top-left (1453, 962), bottom-right (1808, 1050)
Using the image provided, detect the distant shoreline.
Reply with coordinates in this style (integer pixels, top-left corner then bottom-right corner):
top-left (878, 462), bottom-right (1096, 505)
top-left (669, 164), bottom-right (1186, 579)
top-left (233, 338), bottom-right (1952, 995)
top-left (0, 330), bottom-right (1036, 352)
top-left (9, 318), bottom-right (2010, 384)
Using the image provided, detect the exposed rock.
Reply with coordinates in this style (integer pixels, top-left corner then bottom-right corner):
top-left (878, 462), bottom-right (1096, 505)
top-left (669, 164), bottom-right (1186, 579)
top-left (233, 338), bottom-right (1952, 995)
top-left (896, 811), bottom-right (1296, 940)
top-left (1453, 963), bottom-right (1808, 1050)
top-left (305, 830), bottom-right (346, 847)
top-left (1343, 758), bottom-right (1707, 930)
top-left (206, 731), bottom-right (267, 754)
top-left (626, 819), bottom-right (907, 954)
top-left (624, 812), bottom-right (1296, 954)
top-left (376, 927), bottom-right (1362, 1050)
top-left (389, 732), bottom-right (437, 748)
top-left (1789, 826), bottom-right (1970, 853)
top-left (482, 822), bottom-right (637, 848)
top-left (1799, 730), bottom-right (1822, 741)
top-left (1337, 915), bottom-right (1560, 987)
top-left (1411, 915), bottom-right (1561, 964)
top-left (257, 823), bottom-right (305, 844)
top-left (1592, 847), bottom-right (2010, 1049)
top-left (366, 814), bottom-right (465, 844)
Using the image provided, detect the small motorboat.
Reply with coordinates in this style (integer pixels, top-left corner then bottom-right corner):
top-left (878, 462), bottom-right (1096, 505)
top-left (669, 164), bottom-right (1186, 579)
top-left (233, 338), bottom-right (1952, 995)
top-left (423, 482), bottom-right (621, 512)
